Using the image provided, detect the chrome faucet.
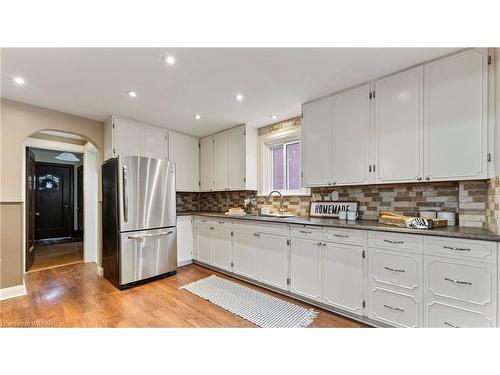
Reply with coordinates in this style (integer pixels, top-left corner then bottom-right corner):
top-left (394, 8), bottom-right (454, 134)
top-left (267, 190), bottom-right (285, 212)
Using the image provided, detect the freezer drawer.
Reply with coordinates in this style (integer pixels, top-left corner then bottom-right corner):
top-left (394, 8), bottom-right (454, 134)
top-left (120, 227), bottom-right (177, 285)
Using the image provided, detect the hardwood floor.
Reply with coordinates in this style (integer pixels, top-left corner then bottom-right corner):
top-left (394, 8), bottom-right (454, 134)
top-left (30, 241), bottom-right (83, 272)
top-left (0, 262), bottom-right (367, 328)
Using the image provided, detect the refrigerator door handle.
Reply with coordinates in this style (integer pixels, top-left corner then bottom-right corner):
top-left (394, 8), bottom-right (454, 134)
top-left (123, 164), bottom-right (128, 222)
top-left (127, 230), bottom-right (173, 240)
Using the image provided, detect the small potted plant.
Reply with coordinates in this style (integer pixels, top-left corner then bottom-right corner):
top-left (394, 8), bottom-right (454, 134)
top-left (243, 196), bottom-right (256, 214)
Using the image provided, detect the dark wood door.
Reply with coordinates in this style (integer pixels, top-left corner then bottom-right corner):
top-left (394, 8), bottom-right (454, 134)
top-left (77, 165), bottom-right (83, 232)
top-left (25, 148), bottom-right (36, 271)
top-left (35, 162), bottom-right (73, 240)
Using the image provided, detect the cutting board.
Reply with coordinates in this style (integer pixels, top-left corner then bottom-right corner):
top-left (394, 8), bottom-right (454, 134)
top-left (379, 211), bottom-right (448, 229)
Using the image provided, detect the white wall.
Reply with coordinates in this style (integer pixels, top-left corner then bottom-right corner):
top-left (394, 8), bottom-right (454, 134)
top-left (83, 144), bottom-right (99, 263)
top-left (495, 48), bottom-right (500, 176)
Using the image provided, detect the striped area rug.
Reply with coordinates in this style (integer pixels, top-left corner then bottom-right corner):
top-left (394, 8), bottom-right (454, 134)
top-left (180, 275), bottom-right (317, 328)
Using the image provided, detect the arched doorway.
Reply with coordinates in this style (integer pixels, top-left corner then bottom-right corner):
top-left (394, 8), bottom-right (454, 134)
top-left (23, 130), bottom-right (101, 272)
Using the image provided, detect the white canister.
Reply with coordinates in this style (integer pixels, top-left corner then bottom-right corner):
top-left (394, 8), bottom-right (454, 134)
top-left (338, 210), bottom-right (347, 220)
top-left (347, 211), bottom-right (359, 221)
top-left (260, 205), bottom-right (271, 215)
top-left (420, 210), bottom-right (437, 219)
top-left (437, 211), bottom-right (456, 226)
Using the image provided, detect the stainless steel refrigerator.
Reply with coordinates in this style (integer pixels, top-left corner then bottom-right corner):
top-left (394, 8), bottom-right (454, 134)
top-left (102, 156), bottom-right (177, 289)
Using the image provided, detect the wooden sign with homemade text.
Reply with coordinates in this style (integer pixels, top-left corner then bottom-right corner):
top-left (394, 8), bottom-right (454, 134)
top-left (309, 201), bottom-right (358, 218)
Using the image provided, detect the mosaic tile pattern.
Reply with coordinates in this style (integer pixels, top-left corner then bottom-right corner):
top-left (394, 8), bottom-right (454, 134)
top-left (486, 177), bottom-right (500, 234)
top-left (177, 180), bottom-right (491, 228)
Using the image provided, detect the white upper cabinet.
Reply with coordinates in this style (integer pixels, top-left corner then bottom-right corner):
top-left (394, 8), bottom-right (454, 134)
top-left (200, 136), bottom-right (214, 192)
top-left (213, 131), bottom-right (228, 190)
top-left (169, 131), bottom-right (200, 192)
top-left (200, 125), bottom-right (257, 192)
top-left (424, 48), bottom-right (488, 182)
top-left (301, 95), bottom-right (333, 187)
top-left (227, 125), bottom-right (247, 190)
top-left (104, 115), bottom-right (168, 160)
top-left (143, 125), bottom-right (168, 160)
top-left (333, 84), bottom-right (371, 185)
top-left (374, 66), bottom-right (424, 183)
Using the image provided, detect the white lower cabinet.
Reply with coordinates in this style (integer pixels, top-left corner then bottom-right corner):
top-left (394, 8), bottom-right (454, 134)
top-left (195, 221), bottom-right (213, 264)
top-left (369, 288), bottom-right (420, 328)
top-left (290, 238), bottom-right (322, 302)
top-left (177, 216), bottom-right (194, 266)
top-left (257, 233), bottom-right (289, 290)
top-left (423, 254), bottom-right (497, 328)
top-left (232, 229), bottom-right (259, 279)
top-left (323, 242), bottom-right (363, 315)
top-left (212, 225), bottom-right (232, 271)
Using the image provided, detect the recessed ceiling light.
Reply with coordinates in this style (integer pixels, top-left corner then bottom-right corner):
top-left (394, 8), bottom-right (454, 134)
top-left (12, 76), bottom-right (26, 85)
top-left (194, 114), bottom-right (201, 120)
top-left (127, 90), bottom-right (137, 98)
top-left (271, 115), bottom-right (278, 120)
top-left (235, 94), bottom-right (244, 101)
top-left (162, 55), bottom-right (176, 66)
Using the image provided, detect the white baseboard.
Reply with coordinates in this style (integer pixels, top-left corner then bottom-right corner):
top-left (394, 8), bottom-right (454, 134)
top-left (0, 284), bottom-right (26, 301)
top-left (97, 266), bottom-right (104, 276)
top-left (177, 259), bottom-right (194, 267)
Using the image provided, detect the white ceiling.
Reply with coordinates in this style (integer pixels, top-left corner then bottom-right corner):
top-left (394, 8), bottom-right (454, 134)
top-left (1, 48), bottom-right (461, 137)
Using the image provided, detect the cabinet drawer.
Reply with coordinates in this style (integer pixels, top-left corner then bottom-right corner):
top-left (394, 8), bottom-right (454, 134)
top-left (427, 301), bottom-right (493, 328)
top-left (368, 231), bottom-right (422, 254)
top-left (423, 237), bottom-right (497, 264)
top-left (324, 227), bottom-right (363, 246)
top-left (291, 225), bottom-right (323, 241)
top-left (369, 288), bottom-right (420, 327)
top-left (369, 249), bottom-right (421, 291)
top-left (425, 256), bottom-right (495, 306)
top-left (254, 222), bottom-right (289, 237)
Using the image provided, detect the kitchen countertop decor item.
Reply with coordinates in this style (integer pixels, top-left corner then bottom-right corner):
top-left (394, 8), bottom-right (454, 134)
top-left (379, 210), bottom-right (447, 229)
top-left (310, 201), bottom-right (358, 218)
top-left (437, 211), bottom-right (456, 226)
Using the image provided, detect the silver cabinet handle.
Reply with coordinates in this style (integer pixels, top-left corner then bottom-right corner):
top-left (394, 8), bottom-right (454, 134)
top-left (128, 230), bottom-right (173, 240)
top-left (299, 230), bottom-right (312, 234)
top-left (444, 277), bottom-right (472, 286)
top-left (254, 233), bottom-right (261, 237)
top-left (444, 321), bottom-right (459, 328)
top-left (334, 234), bottom-right (349, 238)
top-left (122, 164), bottom-right (128, 223)
top-left (369, 165), bottom-right (372, 173)
top-left (201, 219), bottom-right (207, 222)
top-left (217, 221), bottom-right (224, 224)
top-left (443, 246), bottom-right (470, 252)
top-left (209, 227), bottom-right (215, 230)
top-left (383, 304), bottom-right (404, 312)
top-left (384, 239), bottom-right (404, 245)
top-left (384, 266), bottom-right (405, 273)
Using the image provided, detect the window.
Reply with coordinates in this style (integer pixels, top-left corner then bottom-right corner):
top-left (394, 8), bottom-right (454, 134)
top-left (271, 141), bottom-right (301, 190)
top-left (258, 126), bottom-right (310, 196)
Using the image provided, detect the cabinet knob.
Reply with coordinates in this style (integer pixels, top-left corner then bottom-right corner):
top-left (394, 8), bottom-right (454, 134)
top-left (328, 181), bottom-right (332, 185)
top-left (425, 176), bottom-right (430, 181)
top-left (417, 176), bottom-right (422, 181)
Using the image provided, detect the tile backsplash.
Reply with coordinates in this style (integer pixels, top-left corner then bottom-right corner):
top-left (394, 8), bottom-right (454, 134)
top-left (176, 180), bottom-right (491, 229)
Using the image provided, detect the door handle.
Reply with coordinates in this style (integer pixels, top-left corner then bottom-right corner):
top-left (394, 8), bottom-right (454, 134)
top-left (123, 164), bottom-right (128, 223)
top-left (128, 230), bottom-right (173, 240)
top-left (34, 212), bottom-right (40, 216)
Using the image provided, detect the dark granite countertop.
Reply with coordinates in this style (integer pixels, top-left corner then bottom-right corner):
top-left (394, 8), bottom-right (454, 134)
top-left (177, 211), bottom-right (500, 242)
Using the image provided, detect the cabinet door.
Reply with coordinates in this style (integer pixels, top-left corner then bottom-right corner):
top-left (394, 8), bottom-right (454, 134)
top-left (424, 48), bottom-right (488, 181)
top-left (213, 131), bottom-right (228, 190)
top-left (143, 125), bottom-right (168, 159)
top-left (114, 117), bottom-right (142, 157)
top-left (195, 222), bottom-right (212, 264)
top-left (323, 242), bottom-right (363, 314)
top-left (374, 66), bottom-right (424, 183)
top-left (200, 136), bottom-right (214, 192)
top-left (257, 234), bottom-right (289, 290)
top-left (301, 96), bottom-right (333, 187)
top-left (169, 131), bottom-right (200, 191)
top-left (333, 84), bottom-right (371, 185)
top-left (176, 216), bottom-right (193, 266)
top-left (233, 230), bottom-right (258, 279)
top-left (212, 226), bottom-right (232, 271)
top-left (290, 238), bottom-right (322, 301)
top-left (227, 125), bottom-right (246, 190)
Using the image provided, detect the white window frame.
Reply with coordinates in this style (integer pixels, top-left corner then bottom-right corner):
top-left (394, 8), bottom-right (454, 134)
top-left (258, 127), bottom-right (310, 197)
